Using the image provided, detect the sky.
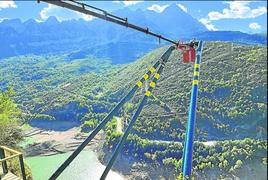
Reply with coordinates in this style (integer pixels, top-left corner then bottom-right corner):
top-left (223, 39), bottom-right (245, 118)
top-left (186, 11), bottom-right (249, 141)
top-left (0, 0), bottom-right (267, 34)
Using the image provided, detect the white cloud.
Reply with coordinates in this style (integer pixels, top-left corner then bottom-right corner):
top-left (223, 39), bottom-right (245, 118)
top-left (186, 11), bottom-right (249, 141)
top-left (79, 13), bottom-right (94, 21)
top-left (199, 1), bottom-right (267, 31)
top-left (0, 18), bottom-right (6, 23)
top-left (199, 18), bottom-right (218, 31)
top-left (123, 1), bottom-right (143, 6)
top-left (39, 4), bottom-right (93, 22)
top-left (177, 3), bottom-right (187, 13)
top-left (112, 0), bottom-right (143, 6)
top-left (34, 19), bottom-right (44, 23)
top-left (0, 0), bottom-right (17, 10)
top-left (147, 4), bottom-right (169, 13)
top-left (40, 4), bottom-right (55, 20)
top-left (249, 22), bottom-right (261, 30)
top-left (208, 1), bottom-right (267, 21)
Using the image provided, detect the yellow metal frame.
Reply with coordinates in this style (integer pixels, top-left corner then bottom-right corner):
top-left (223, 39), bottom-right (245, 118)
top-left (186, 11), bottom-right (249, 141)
top-left (0, 146), bottom-right (26, 180)
top-left (0, 146), bottom-right (22, 163)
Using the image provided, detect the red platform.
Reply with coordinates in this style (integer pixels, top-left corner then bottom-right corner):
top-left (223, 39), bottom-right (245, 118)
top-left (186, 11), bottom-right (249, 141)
top-left (177, 44), bottom-right (196, 63)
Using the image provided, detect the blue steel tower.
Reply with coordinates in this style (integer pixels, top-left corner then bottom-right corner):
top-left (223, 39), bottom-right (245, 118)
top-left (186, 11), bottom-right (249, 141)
top-left (182, 41), bottom-right (204, 179)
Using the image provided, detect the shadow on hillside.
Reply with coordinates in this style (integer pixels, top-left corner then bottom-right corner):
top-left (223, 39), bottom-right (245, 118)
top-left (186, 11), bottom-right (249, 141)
top-left (29, 102), bottom-right (88, 131)
top-left (29, 119), bottom-right (81, 131)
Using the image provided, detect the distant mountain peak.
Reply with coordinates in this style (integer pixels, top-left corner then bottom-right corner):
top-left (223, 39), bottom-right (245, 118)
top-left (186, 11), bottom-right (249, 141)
top-left (0, 18), bottom-right (23, 30)
top-left (1, 18), bottom-right (22, 25)
top-left (164, 3), bottom-right (183, 14)
top-left (44, 16), bottom-right (59, 25)
top-left (24, 19), bottom-right (37, 25)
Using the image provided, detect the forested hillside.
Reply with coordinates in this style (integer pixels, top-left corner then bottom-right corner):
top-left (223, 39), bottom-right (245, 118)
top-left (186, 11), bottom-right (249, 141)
top-left (0, 41), bottom-right (267, 178)
top-left (0, 88), bottom-right (32, 179)
top-left (106, 41), bottom-right (267, 141)
top-left (0, 54), bottom-right (118, 130)
top-left (1, 42), bottom-right (266, 139)
top-left (99, 41), bottom-right (267, 179)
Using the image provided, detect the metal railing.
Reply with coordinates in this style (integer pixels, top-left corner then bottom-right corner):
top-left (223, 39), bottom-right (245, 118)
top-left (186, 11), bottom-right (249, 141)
top-left (0, 146), bottom-right (26, 180)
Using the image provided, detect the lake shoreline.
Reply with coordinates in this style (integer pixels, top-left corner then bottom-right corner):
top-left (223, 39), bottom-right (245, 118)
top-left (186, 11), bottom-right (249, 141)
top-left (22, 127), bottom-right (103, 157)
top-left (22, 127), bottom-right (127, 179)
top-left (22, 127), bottom-right (174, 179)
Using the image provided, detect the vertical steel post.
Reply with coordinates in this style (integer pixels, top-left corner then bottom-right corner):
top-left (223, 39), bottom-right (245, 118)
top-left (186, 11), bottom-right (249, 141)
top-left (0, 148), bottom-right (8, 174)
top-left (19, 154), bottom-right (27, 180)
top-left (182, 41), bottom-right (204, 179)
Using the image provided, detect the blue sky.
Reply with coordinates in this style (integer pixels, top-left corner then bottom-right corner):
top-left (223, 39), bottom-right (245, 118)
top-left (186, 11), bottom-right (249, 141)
top-left (0, 0), bottom-right (267, 34)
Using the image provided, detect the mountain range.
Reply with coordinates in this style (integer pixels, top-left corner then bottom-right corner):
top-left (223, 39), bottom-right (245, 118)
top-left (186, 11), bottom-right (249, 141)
top-left (0, 4), bottom-right (266, 63)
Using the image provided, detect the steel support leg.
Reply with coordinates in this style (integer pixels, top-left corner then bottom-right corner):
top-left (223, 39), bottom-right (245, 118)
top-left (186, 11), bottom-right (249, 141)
top-left (182, 41), bottom-right (204, 179)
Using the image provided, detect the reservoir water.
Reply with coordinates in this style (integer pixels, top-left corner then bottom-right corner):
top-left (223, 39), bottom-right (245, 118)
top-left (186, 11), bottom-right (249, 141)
top-left (26, 150), bottom-right (124, 180)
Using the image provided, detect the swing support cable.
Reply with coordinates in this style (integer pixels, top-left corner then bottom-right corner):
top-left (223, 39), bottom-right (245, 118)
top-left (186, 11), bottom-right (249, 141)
top-left (49, 46), bottom-right (175, 180)
top-left (100, 46), bottom-right (175, 179)
top-left (36, 1), bottom-right (204, 179)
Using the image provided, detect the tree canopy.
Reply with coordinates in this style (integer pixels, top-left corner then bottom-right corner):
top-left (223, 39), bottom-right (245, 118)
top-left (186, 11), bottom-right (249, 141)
top-left (0, 87), bottom-right (22, 147)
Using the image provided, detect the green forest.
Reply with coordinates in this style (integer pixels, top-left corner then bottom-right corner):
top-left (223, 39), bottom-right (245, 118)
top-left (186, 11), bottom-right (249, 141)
top-left (0, 41), bottom-right (267, 179)
top-left (0, 88), bottom-right (32, 179)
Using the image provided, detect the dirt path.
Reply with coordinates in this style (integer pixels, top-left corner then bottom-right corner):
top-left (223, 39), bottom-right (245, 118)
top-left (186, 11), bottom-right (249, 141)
top-left (115, 116), bottom-right (123, 133)
top-left (203, 141), bottom-right (217, 147)
top-left (146, 139), bottom-right (218, 148)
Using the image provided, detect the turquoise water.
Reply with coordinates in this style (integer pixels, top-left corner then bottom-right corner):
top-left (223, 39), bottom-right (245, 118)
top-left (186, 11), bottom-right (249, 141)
top-left (26, 150), bottom-right (124, 180)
